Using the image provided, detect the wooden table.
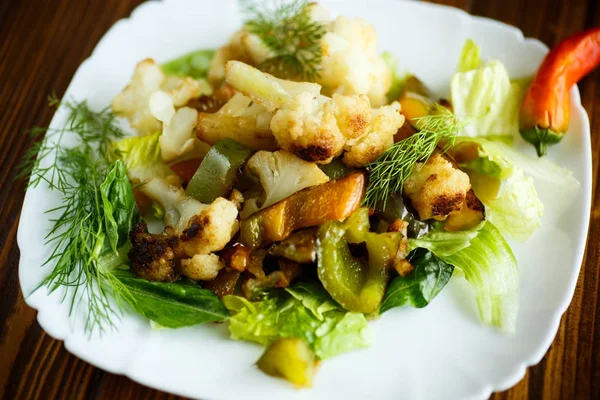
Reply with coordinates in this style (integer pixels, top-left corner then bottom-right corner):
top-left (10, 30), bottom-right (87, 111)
top-left (0, 0), bottom-right (598, 399)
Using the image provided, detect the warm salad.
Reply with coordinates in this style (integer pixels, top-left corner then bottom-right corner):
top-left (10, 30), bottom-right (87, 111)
top-left (22, 0), bottom-right (589, 388)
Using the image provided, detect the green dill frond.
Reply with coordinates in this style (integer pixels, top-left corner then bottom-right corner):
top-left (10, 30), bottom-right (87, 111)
top-left (363, 105), bottom-right (463, 209)
top-left (240, 0), bottom-right (326, 81)
top-left (21, 97), bottom-right (133, 335)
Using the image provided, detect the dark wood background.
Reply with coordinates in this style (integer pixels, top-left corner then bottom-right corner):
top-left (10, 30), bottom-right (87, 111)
top-left (1, 0), bottom-right (598, 399)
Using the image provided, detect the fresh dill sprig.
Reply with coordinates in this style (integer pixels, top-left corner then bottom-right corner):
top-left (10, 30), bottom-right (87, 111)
top-left (19, 96), bottom-right (135, 334)
top-left (363, 105), bottom-right (464, 209)
top-left (240, 0), bottom-right (326, 81)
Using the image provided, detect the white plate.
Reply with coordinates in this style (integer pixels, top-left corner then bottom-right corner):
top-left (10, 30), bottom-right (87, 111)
top-left (17, 0), bottom-right (592, 399)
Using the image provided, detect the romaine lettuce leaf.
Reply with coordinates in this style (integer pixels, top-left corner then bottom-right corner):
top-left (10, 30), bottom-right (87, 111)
top-left (486, 169), bottom-right (544, 241)
top-left (410, 221), bottom-right (519, 333)
top-left (455, 137), bottom-right (578, 241)
top-left (456, 137), bottom-right (579, 186)
top-left (110, 132), bottom-right (174, 182)
top-left (452, 38), bottom-right (521, 140)
top-left (223, 283), bottom-right (372, 360)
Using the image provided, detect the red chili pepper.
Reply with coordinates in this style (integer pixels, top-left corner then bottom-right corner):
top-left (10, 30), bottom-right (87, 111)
top-left (520, 27), bottom-right (600, 157)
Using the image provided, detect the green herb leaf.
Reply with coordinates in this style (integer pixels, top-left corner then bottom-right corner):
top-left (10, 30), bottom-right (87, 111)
top-left (116, 271), bottom-right (230, 328)
top-left (380, 248), bottom-right (454, 313)
top-left (19, 98), bottom-right (140, 334)
top-left (411, 221), bottom-right (519, 333)
top-left (161, 49), bottom-right (216, 79)
top-left (240, 0), bottom-right (326, 81)
top-left (100, 160), bottom-right (137, 253)
top-left (363, 106), bottom-right (463, 209)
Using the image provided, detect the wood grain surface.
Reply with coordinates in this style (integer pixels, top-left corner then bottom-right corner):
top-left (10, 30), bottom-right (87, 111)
top-left (0, 0), bottom-right (598, 399)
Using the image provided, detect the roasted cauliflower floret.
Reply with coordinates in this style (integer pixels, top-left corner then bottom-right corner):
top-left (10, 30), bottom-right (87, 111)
top-left (180, 254), bottom-right (224, 281)
top-left (444, 189), bottom-right (485, 232)
top-left (149, 91), bottom-right (209, 163)
top-left (318, 16), bottom-right (392, 107)
top-left (140, 178), bottom-right (239, 256)
top-left (343, 102), bottom-right (405, 167)
top-left (112, 59), bottom-right (206, 136)
top-left (225, 61), bottom-right (403, 165)
top-left (128, 222), bottom-right (181, 282)
top-left (209, 5), bottom-right (391, 106)
top-left (241, 150), bottom-right (329, 218)
top-left (129, 178), bottom-right (240, 282)
top-left (196, 92), bottom-right (277, 150)
top-left (403, 152), bottom-right (471, 221)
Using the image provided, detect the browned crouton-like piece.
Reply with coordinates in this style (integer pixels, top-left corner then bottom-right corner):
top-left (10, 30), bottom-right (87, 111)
top-left (403, 152), bottom-right (471, 221)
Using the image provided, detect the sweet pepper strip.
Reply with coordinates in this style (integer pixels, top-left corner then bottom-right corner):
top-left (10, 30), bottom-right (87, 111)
top-left (240, 172), bottom-right (366, 249)
top-left (185, 139), bottom-right (254, 203)
top-left (317, 208), bottom-right (401, 314)
top-left (520, 27), bottom-right (600, 156)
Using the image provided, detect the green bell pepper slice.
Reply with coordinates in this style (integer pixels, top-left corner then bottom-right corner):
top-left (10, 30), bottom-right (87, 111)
top-left (317, 208), bottom-right (401, 314)
top-left (185, 139), bottom-right (253, 203)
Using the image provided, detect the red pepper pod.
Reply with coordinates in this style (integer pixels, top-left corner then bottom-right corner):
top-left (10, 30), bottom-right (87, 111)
top-left (520, 27), bottom-right (600, 157)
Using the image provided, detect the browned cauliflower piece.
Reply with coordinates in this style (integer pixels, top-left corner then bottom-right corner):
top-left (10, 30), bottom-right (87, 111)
top-left (403, 152), bottom-right (471, 221)
top-left (343, 102), bottom-right (405, 167)
top-left (128, 178), bottom-right (240, 282)
top-left (128, 222), bottom-right (181, 283)
top-left (444, 189), bottom-right (485, 231)
top-left (225, 61), bottom-right (403, 165)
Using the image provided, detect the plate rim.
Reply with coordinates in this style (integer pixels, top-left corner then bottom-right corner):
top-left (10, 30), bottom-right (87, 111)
top-left (16, 0), bottom-right (594, 398)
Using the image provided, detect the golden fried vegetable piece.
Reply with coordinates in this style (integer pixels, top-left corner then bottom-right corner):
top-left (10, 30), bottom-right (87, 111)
top-left (256, 338), bottom-right (318, 388)
top-left (403, 152), bottom-right (471, 221)
top-left (240, 172), bottom-right (366, 249)
top-left (444, 189), bottom-right (485, 232)
top-left (269, 229), bottom-right (317, 264)
top-left (204, 269), bottom-right (241, 298)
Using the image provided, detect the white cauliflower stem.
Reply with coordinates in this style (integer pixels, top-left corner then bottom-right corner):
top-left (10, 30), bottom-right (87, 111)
top-left (196, 92), bottom-right (278, 150)
top-left (225, 60), bottom-right (404, 166)
top-left (241, 150), bottom-right (330, 218)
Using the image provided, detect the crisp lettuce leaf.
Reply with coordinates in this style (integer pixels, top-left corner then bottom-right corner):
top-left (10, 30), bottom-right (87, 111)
top-left (455, 137), bottom-right (578, 241)
top-left (410, 221), bottom-right (518, 333)
top-left (161, 49), bottom-right (216, 79)
top-left (409, 222), bottom-right (483, 256)
top-left (223, 283), bottom-right (372, 360)
top-left (456, 137), bottom-right (579, 186)
top-left (487, 170), bottom-right (544, 241)
top-left (457, 39), bottom-right (481, 72)
top-left (111, 132), bottom-right (174, 182)
top-left (451, 57), bottom-right (521, 139)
